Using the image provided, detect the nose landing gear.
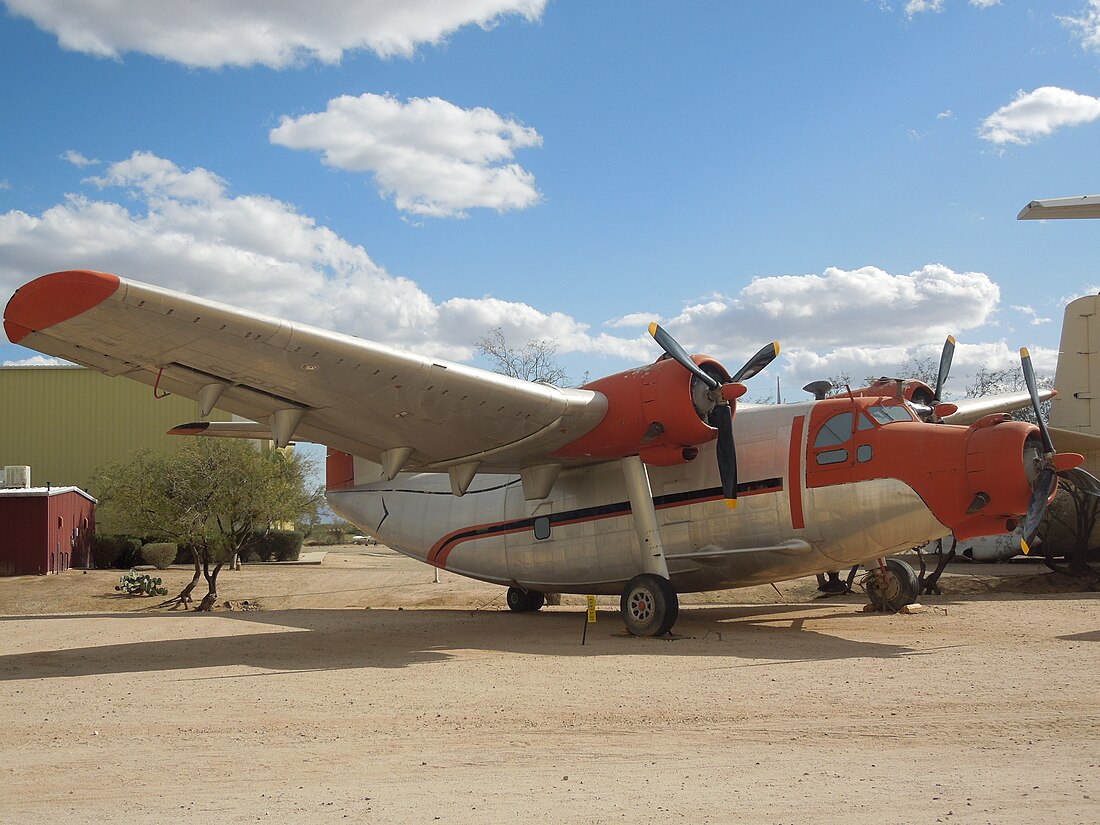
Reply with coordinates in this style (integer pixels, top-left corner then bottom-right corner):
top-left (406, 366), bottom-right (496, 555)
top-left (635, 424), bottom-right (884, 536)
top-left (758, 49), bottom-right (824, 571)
top-left (862, 557), bottom-right (920, 612)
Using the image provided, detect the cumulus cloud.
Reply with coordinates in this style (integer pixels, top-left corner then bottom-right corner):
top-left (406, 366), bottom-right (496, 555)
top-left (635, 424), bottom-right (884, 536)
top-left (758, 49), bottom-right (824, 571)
top-left (980, 86), bottom-right (1100, 145)
top-left (1062, 0), bottom-right (1100, 53)
top-left (1, 355), bottom-right (73, 366)
top-left (4, 0), bottom-right (547, 68)
top-left (2, 153), bottom-right (1037, 393)
top-left (0, 152), bottom-right (644, 364)
top-left (61, 150), bottom-right (100, 167)
top-left (640, 264), bottom-right (1005, 394)
top-left (905, 0), bottom-right (944, 15)
top-left (271, 94), bottom-right (542, 218)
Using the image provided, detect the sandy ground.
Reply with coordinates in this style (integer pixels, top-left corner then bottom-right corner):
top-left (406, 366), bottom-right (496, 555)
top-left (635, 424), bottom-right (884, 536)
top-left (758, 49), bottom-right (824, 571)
top-left (1, 547), bottom-right (1098, 824)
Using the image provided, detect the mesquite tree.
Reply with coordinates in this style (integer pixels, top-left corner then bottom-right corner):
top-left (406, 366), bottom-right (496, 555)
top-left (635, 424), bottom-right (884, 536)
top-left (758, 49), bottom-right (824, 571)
top-left (95, 439), bottom-right (320, 610)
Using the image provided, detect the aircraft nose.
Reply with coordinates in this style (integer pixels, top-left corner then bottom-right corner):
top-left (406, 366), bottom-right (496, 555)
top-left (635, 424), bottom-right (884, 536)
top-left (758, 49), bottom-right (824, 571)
top-left (957, 415), bottom-right (1043, 540)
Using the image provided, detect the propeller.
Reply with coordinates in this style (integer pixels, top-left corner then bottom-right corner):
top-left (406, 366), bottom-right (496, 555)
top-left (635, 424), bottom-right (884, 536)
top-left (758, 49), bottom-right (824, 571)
top-left (649, 323), bottom-right (779, 510)
top-left (933, 335), bottom-right (955, 402)
top-left (1018, 346), bottom-right (1100, 553)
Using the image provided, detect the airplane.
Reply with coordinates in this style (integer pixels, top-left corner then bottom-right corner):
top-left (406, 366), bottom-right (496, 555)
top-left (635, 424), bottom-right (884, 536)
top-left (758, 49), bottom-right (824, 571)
top-left (5, 269), bottom-right (1098, 636)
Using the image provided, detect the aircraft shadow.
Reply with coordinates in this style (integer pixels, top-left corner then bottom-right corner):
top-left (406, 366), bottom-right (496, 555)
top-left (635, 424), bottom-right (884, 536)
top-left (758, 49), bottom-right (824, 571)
top-left (0, 603), bottom-right (915, 682)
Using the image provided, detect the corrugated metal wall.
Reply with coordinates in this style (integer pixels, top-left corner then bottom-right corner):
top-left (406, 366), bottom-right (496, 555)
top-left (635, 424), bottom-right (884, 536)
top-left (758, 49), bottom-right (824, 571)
top-left (0, 366), bottom-right (232, 522)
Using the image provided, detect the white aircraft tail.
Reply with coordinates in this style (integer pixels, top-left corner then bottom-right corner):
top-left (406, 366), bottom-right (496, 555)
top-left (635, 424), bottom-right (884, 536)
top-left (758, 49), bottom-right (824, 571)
top-left (1049, 293), bottom-right (1100, 475)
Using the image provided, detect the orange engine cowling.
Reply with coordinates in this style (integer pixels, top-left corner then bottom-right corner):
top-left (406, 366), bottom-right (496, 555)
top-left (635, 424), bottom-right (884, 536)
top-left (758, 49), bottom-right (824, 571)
top-left (553, 355), bottom-right (734, 466)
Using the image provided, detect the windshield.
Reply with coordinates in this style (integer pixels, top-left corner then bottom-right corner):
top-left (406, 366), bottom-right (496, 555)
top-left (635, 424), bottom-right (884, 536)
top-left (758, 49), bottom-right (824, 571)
top-left (867, 403), bottom-right (915, 425)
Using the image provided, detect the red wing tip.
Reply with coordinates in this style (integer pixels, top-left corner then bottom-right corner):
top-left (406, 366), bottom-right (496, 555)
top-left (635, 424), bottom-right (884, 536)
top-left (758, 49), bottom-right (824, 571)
top-left (4, 270), bottom-right (121, 344)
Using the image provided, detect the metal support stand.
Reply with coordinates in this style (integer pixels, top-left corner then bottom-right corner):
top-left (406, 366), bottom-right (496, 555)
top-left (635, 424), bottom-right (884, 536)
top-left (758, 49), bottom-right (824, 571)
top-left (621, 455), bottom-right (671, 580)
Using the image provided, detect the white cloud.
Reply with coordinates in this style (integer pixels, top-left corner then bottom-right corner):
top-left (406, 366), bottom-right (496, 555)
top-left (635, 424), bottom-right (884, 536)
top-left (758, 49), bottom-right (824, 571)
top-left (0, 180), bottom-right (10, 190)
top-left (937, 110), bottom-right (955, 120)
top-left (0, 152), bottom-right (642, 363)
top-left (1062, 1), bottom-right (1100, 53)
top-left (271, 94), bottom-right (542, 218)
top-left (662, 264), bottom-right (999, 352)
top-left (4, 0), bottom-right (547, 68)
top-left (970, 0), bottom-right (1001, 8)
top-left (980, 86), bottom-right (1100, 145)
top-left (906, 0), bottom-right (944, 15)
top-left (61, 150), bottom-right (100, 167)
top-left (1010, 304), bottom-right (1052, 326)
top-left (1, 154), bottom-right (1047, 395)
top-left (1, 355), bottom-right (72, 366)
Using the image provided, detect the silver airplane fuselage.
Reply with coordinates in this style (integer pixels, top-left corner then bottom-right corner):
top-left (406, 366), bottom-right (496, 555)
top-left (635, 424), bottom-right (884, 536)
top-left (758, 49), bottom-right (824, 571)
top-left (328, 396), bottom-right (1037, 595)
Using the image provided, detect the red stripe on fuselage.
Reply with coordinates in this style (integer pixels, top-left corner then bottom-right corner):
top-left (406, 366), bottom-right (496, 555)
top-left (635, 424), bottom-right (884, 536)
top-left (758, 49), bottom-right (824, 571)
top-left (427, 482), bottom-right (781, 570)
top-left (788, 415), bottom-right (806, 530)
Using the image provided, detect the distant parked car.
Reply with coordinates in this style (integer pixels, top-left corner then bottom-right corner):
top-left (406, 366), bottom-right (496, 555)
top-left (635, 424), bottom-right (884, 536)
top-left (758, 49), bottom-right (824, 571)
top-left (351, 535), bottom-right (378, 546)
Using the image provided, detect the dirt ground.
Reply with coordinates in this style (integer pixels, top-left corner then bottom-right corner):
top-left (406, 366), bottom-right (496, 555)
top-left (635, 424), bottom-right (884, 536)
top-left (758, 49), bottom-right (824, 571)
top-left (1, 547), bottom-right (1098, 824)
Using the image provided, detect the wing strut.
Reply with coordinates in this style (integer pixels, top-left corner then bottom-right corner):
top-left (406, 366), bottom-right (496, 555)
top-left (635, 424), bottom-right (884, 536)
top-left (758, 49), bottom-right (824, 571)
top-left (621, 455), bottom-right (671, 580)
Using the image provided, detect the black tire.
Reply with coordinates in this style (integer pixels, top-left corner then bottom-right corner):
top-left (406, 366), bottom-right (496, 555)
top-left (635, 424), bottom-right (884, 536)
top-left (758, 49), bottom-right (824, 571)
top-left (620, 573), bottom-right (679, 636)
top-left (866, 558), bottom-right (919, 612)
top-left (506, 586), bottom-right (544, 612)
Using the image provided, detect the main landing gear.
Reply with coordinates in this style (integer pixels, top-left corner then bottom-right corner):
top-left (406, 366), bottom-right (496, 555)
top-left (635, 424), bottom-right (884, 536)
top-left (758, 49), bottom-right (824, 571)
top-left (621, 574), bottom-right (679, 637)
top-left (863, 558), bottom-right (919, 612)
top-left (506, 586), bottom-right (545, 613)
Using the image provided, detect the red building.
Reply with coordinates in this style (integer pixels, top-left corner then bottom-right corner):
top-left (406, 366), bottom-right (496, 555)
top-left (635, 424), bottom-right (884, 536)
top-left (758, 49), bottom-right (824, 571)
top-left (0, 487), bottom-right (96, 575)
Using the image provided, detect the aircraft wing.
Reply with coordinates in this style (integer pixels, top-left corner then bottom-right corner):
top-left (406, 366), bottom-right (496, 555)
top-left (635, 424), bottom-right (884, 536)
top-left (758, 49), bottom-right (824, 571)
top-left (3, 270), bottom-right (609, 474)
top-left (939, 389), bottom-right (1052, 426)
top-left (1018, 194), bottom-right (1100, 220)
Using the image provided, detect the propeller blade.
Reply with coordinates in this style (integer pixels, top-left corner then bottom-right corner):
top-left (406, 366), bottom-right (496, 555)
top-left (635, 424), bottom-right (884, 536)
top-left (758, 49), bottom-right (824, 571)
top-left (649, 322), bottom-right (719, 390)
top-left (1020, 467), bottom-right (1057, 554)
top-left (1020, 347), bottom-right (1055, 455)
top-left (934, 335), bottom-right (955, 401)
top-left (732, 341), bottom-right (780, 383)
top-left (709, 403), bottom-right (738, 509)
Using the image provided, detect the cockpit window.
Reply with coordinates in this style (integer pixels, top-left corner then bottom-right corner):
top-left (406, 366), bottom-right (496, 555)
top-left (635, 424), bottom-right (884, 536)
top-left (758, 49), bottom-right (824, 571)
top-left (814, 412), bottom-right (854, 448)
top-left (868, 404), bottom-right (914, 425)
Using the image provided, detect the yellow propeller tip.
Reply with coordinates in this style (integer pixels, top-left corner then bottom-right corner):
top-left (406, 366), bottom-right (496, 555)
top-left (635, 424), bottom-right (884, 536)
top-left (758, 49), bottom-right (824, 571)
top-left (947, 335), bottom-right (956, 345)
top-left (773, 341), bottom-right (781, 357)
top-left (1020, 346), bottom-right (1030, 359)
top-left (1021, 538), bottom-right (1031, 555)
top-left (725, 498), bottom-right (738, 510)
top-left (648, 322), bottom-right (659, 336)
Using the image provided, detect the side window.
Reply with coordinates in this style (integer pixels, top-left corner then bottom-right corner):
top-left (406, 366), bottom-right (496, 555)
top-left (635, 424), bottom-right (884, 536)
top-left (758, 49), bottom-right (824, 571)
top-left (533, 516), bottom-right (551, 541)
top-left (814, 412), bottom-right (854, 448)
top-left (816, 448), bottom-right (849, 465)
top-left (858, 413), bottom-right (875, 431)
top-left (857, 444), bottom-right (873, 463)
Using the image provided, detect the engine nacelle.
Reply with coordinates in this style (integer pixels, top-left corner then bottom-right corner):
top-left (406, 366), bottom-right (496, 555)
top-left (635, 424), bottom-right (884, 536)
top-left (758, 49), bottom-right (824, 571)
top-left (553, 355), bottom-right (733, 465)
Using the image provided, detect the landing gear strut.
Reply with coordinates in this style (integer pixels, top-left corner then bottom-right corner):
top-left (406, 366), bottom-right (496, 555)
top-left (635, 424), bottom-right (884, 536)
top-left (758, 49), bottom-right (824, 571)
top-left (620, 573), bottom-right (679, 637)
top-left (863, 558), bottom-right (919, 612)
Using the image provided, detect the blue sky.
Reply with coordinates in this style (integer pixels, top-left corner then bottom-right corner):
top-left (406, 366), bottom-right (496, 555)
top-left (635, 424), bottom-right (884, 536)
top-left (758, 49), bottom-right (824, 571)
top-left (3, 0), bottom-right (1100, 401)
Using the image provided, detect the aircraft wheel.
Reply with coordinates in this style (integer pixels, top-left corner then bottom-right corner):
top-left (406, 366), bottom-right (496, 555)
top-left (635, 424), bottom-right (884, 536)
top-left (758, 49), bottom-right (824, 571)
top-left (620, 574), bottom-right (679, 637)
top-left (865, 558), bottom-right (919, 612)
top-left (506, 586), bottom-right (544, 612)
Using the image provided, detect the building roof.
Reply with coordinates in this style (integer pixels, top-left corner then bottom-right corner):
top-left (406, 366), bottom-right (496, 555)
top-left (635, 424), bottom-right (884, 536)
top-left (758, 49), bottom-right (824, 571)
top-left (0, 486), bottom-right (97, 503)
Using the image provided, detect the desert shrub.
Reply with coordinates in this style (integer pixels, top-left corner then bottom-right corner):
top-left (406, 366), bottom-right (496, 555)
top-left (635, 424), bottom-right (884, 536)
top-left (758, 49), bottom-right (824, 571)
top-left (92, 535), bottom-right (127, 569)
top-left (117, 537), bottom-right (143, 569)
top-left (141, 542), bottom-right (177, 569)
top-left (246, 530), bottom-right (304, 562)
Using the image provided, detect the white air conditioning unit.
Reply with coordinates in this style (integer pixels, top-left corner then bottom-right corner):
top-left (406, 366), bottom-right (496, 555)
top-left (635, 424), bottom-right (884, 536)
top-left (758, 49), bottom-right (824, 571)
top-left (4, 465), bottom-right (31, 489)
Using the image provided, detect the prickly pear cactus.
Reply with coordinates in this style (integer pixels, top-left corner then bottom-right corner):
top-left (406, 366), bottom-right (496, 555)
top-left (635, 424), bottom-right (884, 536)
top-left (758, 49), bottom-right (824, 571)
top-left (115, 570), bottom-right (169, 597)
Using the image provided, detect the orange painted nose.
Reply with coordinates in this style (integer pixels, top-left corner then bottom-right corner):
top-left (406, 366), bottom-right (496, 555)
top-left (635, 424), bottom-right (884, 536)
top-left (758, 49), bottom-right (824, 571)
top-left (957, 415), bottom-right (1042, 539)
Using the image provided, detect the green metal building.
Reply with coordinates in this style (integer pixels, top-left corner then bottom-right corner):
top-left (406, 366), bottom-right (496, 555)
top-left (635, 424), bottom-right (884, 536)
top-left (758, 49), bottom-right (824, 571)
top-left (0, 366), bottom-right (232, 520)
